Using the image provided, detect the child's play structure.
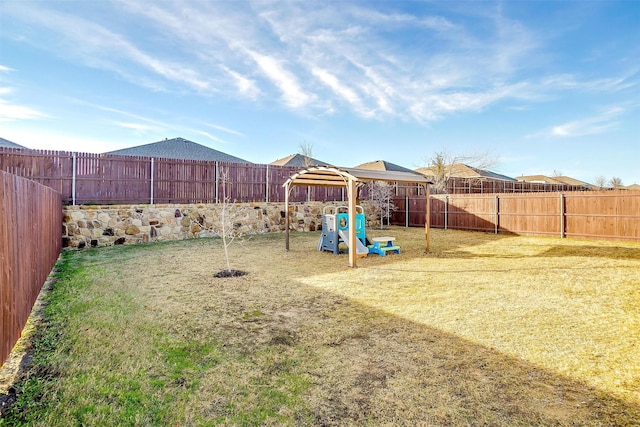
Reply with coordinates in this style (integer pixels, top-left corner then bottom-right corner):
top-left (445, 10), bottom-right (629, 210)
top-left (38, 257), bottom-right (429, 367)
top-left (318, 205), bottom-right (400, 257)
top-left (283, 165), bottom-right (430, 268)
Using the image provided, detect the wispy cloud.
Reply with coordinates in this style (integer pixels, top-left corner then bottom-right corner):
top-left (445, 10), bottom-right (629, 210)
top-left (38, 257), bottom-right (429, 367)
top-left (4, 3), bottom-right (212, 94)
top-left (246, 49), bottom-right (315, 109)
top-left (221, 66), bottom-right (261, 100)
top-left (114, 122), bottom-right (160, 132)
top-left (203, 123), bottom-right (245, 137)
top-left (0, 99), bottom-right (49, 122)
top-left (5, 1), bottom-right (637, 125)
top-left (541, 72), bottom-right (638, 93)
top-left (192, 130), bottom-right (227, 144)
top-left (528, 106), bottom-right (628, 138)
top-left (311, 67), bottom-right (369, 116)
top-left (0, 85), bottom-right (49, 122)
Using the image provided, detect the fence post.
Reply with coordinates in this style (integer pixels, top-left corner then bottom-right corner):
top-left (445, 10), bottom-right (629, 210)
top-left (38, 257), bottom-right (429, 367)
top-left (215, 161), bottom-right (219, 203)
top-left (150, 157), bottom-right (154, 205)
top-left (444, 195), bottom-right (448, 230)
top-left (265, 164), bottom-right (269, 203)
top-left (72, 153), bottom-right (76, 206)
top-left (405, 195), bottom-right (409, 227)
top-left (494, 195), bottom-right (499, 234)
top-left (560, 193), bottom-right (565, 238)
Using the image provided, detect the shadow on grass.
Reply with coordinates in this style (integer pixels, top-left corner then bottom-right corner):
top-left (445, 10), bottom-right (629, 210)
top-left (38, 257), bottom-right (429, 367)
top-left (5, 233), bottom-right (638, 425)
top-left (540, 244), bottom-right (640, 260)
top-left (283, 281), bottom-right (640, 425)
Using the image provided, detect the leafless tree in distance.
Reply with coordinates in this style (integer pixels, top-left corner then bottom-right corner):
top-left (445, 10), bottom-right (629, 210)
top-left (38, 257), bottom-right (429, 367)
top-left (423, 149), bottom-right (500, 193)
top-left (367, 181), bottom-right (396, 229)
top-left (609, 177), bottom-right (623, 188)
top-left (299, 142), bottom-right (314, 167)
top-left (593, 175), bottom-right (608, 190)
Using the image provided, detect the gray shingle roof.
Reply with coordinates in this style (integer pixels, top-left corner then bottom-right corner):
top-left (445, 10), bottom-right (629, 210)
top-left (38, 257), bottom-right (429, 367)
top-left (0, 137), bottom-right (27, 149)
top-left (355, 160), bottom-right (421, 175)
top-left (105, 137), bottom-right (251, 163)
top-left (270, 153), bottom-right (332, 167)
top-left (516, 175), bottom-right (592, 188)
top-left (416, 163), bottom-right (516, 182)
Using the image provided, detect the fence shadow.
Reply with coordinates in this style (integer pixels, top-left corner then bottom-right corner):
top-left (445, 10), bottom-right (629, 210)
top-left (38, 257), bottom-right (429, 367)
top-left (292, 288), bottom-right (640, 425)
top-left (540, 244), bottom-right (640, 260)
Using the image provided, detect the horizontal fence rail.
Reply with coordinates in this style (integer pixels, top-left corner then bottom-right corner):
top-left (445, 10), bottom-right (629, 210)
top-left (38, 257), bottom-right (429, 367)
top-left (1, 170), bottom-right (62, 366)
top-left (1, 148), bottom-right (588, 205)
top-left (391, 191), bottom-right (640, 242)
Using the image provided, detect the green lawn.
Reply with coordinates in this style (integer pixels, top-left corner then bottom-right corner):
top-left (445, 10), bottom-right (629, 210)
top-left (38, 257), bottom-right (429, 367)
top-left (2, 228), bottom-right (639, 426)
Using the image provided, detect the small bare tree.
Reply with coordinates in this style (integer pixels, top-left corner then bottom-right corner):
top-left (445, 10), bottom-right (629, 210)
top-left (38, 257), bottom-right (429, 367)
top-left (214, 166), bottom-right (246, 277)
top-left (593, 175), bottom-right (607, 190)
top-left (609, 177), bottom-right (623, 188)
top-left (423, 149), bottom-right (500, 193)
top-left (367, 181), bottom-right (396, 229)
top-left (299, 141), bottom-right (314, 167)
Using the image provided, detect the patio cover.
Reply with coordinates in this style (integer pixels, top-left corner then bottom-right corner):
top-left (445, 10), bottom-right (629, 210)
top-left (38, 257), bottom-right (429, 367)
top-left (282, 166), bottom-right (432, 267)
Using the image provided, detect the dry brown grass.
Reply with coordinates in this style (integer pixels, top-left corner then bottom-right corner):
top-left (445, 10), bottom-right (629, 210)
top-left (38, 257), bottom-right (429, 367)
top-left (123, 228), bottom-right (640, 424)
top-left (8, 227), bottom-right (640, 425)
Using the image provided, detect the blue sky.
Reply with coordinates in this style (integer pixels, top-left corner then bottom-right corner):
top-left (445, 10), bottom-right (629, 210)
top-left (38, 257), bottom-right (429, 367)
top-left (1, 0), bottom-right (638, 184)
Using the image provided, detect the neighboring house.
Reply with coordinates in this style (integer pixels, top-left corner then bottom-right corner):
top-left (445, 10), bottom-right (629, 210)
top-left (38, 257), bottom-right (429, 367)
top-left (416, 163), bottom-right (516, 181)
top-left (515, 174), bottom-right (563, 184)
top-left (516, 175), bottom-right (593, 189)
top-left (270, 153), bottom-right (332, 167)
top-left (105, 137), bottom-right (251, 163)
top-left (355, 160), bottom-right (422, 175)
top-left (626, 184), bottom-right (640, 190)
top-left (0, 137), bottom-right (28, 149)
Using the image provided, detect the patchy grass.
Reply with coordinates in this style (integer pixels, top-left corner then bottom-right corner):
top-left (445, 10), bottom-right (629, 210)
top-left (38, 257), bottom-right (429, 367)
top-left (2, 228), bottom-right (639, 426)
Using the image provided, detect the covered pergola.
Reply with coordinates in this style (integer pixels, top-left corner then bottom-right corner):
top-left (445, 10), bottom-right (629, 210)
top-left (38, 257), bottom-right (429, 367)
top-left (283, 166), bottom-right (432, 268)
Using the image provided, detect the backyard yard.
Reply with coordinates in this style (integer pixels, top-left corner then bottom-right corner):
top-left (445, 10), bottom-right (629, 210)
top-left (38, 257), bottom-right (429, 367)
top-left (2, 227), bottom-right (639, 426)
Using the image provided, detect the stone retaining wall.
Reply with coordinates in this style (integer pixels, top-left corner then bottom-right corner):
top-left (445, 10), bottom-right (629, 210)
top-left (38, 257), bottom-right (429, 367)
top-left (62, 202), bottom-right (374, 249)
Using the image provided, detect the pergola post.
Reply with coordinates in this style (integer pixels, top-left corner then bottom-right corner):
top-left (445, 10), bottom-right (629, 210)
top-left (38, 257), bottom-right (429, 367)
top-left (425, 183), bottom-right (431, 252)
top-left (347, 177), bottom-right (357, 268)
top-left (284, 183), bottom-right (290, 251)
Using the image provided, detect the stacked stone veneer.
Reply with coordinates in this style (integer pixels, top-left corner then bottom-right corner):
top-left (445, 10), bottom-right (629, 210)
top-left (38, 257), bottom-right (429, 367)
top-left (62, 202), bottom-right (358, 249)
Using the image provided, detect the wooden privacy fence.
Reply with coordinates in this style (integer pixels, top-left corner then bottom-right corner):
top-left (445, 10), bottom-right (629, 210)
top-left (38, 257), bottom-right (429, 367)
top-left (1, 148), bottom-right (588, 205)
top-left (1, 170), bottom-right (62, 366)
top-left (0, 148), bottom-right (351, 205)
top-left (392, 190), bottom-right (640, 241)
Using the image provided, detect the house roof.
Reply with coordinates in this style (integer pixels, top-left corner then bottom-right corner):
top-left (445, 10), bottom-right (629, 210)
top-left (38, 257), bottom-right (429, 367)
top-left (105, 137), bottom-right (251, 163)
top-left (516, 175), bottom-right (592, 187)
top-left (270, 153), bottom-right (332, 167)
top-left (554, 176), bottom-right (593, 187)
top-left (515, 175), bottom-right (563, 184)
top-left (354, 160), bottom-right (421, 175)
top-left (416, 163), bottom-right (516, 182)
top-left (0, 137), bottom-right (27, 149)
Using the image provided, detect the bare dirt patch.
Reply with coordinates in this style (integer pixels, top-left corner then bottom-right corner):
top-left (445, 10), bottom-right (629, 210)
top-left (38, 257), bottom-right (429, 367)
top-left (213, 269), bottom-right (247, 278)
